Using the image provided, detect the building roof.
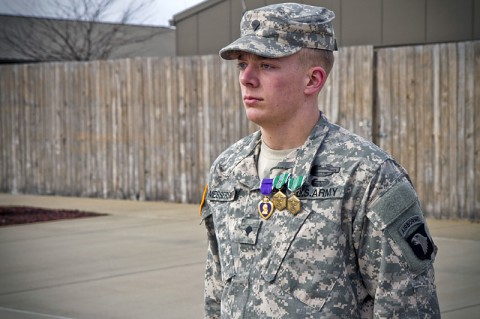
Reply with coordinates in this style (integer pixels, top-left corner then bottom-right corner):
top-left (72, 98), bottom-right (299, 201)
top-left (170, 0), bottom-right (480, 56)
top-left (0, 14), bottom-right (176, 63)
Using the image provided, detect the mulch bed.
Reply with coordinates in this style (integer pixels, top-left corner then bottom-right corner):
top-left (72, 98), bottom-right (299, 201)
top-left (0, 206), bottom-right (108, 227)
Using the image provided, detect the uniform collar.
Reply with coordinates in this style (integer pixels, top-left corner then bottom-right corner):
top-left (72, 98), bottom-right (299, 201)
top-left (215, 131), bottom-right (261, 189)
top-left (289, 114), bottom-right (330, 189)
top-left (223, 114), bottom-right (331, 190)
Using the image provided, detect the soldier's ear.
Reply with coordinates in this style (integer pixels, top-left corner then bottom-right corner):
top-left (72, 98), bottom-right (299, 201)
top-left (304, 66), bottom-right (327, 95)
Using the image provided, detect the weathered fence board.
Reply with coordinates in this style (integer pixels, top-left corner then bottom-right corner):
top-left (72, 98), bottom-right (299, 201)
top-left (0, 41), bottom-right (479, 219)
top-left (375, 41), bottom-right (480, 220)
top-left (319, 46), bottom-right (373, 140)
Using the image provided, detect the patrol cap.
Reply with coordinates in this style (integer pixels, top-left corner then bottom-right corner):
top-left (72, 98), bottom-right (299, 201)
top-left (219, 2), bottom-right (337, 60)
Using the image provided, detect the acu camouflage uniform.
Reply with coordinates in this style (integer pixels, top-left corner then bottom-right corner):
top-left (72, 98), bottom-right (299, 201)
top-left (203, 3), bottom-right (440, 318)
top-left (201, 115), bottom-right (440, 318)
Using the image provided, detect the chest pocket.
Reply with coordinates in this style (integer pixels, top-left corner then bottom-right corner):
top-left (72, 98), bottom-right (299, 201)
top-left (261, 197), bottom-right (345, 311)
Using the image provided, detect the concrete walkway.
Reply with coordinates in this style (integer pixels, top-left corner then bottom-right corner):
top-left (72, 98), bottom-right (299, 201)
top-left (0, 194), bottom-right (478, 319)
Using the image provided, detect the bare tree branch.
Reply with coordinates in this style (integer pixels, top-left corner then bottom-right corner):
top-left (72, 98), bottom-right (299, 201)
top-left (0, 0), bottom-right (162, 61)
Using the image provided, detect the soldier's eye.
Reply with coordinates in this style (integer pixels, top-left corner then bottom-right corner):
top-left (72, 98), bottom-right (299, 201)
top-left (237, 62), bottom-right (247, 70)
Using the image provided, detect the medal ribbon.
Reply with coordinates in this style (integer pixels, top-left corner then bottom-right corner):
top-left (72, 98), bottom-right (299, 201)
top-left (273, 173), bottom-right (289, 190)
top-left (287, 175), bottom-right (304, 192)
top-left (260, 178), bottom-right (274, 196)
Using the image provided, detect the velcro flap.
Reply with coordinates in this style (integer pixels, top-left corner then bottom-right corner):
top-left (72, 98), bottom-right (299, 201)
top-left (367, 181), bottom-right (417, 230)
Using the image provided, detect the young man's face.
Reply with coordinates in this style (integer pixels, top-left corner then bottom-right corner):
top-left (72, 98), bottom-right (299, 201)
top-left (237, 52), bottom-right (309, 128)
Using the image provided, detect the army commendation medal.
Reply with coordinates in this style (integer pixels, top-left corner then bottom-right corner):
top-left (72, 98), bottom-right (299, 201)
top-left (287, 175), bottom-right (304, 215)
top-left (258, 178), bottom-right (275, 220)
top-left (272, 173), bottom-right (289, 211)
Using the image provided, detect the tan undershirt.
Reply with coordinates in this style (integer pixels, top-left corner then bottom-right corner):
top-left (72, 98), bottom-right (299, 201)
top-left (257, 140), bottom-right (296, 180)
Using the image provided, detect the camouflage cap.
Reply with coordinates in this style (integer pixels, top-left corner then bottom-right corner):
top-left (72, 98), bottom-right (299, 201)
top-left (219, 3), bottom-right (337, 60)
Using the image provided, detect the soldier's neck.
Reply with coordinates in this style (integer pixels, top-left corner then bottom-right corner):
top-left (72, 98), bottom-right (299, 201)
top-left (260, 109), bottom-right (320, 150)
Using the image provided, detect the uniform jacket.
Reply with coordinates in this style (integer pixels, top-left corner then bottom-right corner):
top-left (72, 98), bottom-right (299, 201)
top-left (201, 114), bottom-right (440, 318)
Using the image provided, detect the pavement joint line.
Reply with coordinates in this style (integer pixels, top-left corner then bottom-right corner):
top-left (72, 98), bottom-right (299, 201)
top-left (0, 306), bottom-right (75, 319)
top-left (0, 261), bottom-right (205, 297)
top-left (441, 303), bottom-right (480, 313)
top-left (433, 237), bottom-right (480, 244)
top-left (0, 222), bottom-right (199, 244)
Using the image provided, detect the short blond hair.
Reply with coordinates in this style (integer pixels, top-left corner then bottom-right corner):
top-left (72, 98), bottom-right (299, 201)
top-left (298, 48), bottom-right (334, 75)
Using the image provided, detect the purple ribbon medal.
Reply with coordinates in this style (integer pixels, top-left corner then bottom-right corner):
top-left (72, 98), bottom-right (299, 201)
top-left (258, 178), bottom-right (274, 220)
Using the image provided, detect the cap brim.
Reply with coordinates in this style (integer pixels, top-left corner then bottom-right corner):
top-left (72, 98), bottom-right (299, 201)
top-left (219, 35), bottom-right (302, 60)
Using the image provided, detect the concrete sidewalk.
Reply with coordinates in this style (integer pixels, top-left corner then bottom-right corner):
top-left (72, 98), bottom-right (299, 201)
top-left (0, 194), bottom-right (479, 319)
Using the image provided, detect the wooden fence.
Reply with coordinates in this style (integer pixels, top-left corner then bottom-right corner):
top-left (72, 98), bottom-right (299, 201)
top-left (0, 41), bottom-right (478, 219)
top-left (375, 42), bottom-right (480, 220)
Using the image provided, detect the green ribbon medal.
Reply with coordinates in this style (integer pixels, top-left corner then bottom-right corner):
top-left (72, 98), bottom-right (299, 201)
top-left (272, 173), bottom-right (289, 211)
top-left (287, 175), bottom-right (304, 215)
top-left (273, 173), bottom-right (290, 190)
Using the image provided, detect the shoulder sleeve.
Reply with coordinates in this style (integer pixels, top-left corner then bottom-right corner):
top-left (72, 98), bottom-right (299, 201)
top-left (204, 209), bottom-right (223, 318)
top-left (201, 167), bottom-right (222, 318)
top-left (357, 160), bottom-right (440, 318)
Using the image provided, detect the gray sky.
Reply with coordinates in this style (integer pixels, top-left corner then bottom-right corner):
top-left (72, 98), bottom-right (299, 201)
top-left (0, 0), bottom-right (206, 26)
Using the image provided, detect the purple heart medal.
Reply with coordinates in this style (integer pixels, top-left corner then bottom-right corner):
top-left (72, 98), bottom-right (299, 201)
top-left (258, 178), bottom-right (275, 220)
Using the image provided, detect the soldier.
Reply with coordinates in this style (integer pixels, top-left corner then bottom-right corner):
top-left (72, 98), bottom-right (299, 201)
top-left (200, 3), bottom-right (440, 318)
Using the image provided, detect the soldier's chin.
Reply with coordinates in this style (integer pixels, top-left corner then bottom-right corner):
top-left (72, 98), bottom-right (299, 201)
top-left (244, 109), bottom-right (267, 127)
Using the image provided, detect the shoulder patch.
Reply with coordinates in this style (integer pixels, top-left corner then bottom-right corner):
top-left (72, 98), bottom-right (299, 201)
top-left (405, 223), bottom-right (434, 260)
top-left (384, 201), bottom-right (436, 274)
top-left (367, 179), bottom-right (436, 273)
